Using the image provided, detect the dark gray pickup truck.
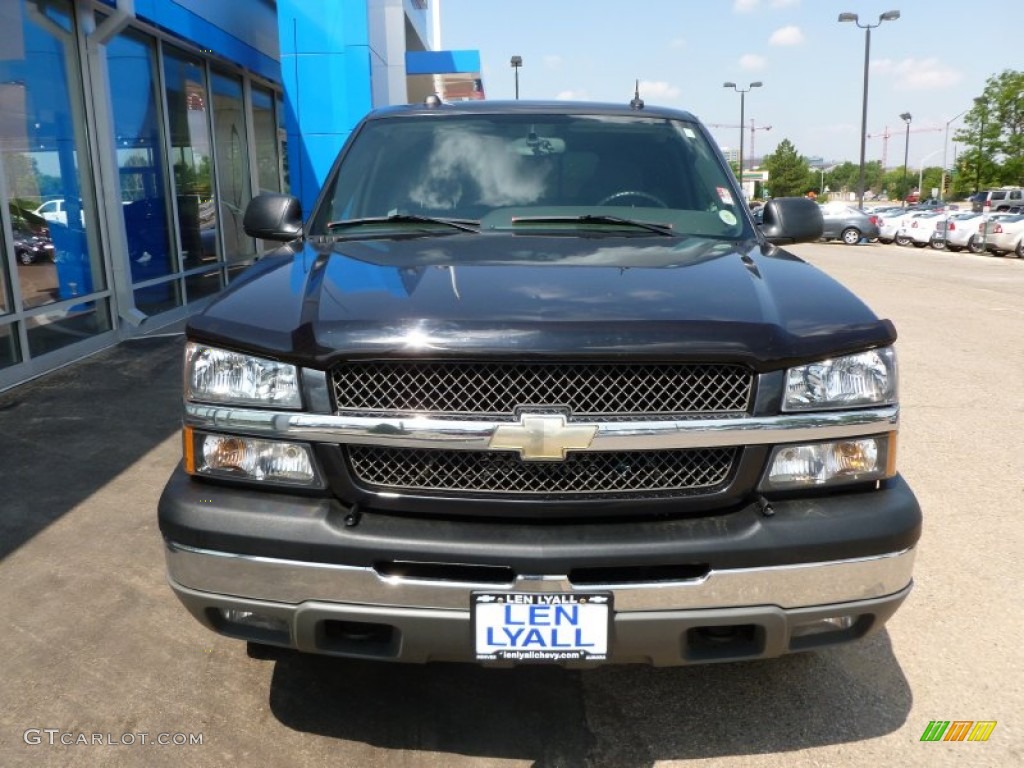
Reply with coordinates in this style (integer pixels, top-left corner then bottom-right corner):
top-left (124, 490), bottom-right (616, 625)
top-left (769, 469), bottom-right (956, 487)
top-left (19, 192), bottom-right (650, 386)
top-left (158, 100), bottom-right (920, 666)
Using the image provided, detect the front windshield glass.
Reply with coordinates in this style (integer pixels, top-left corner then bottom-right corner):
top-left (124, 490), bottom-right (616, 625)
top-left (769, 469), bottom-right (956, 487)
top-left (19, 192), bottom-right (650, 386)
top-left (310, 112), bottom-right (751, 239)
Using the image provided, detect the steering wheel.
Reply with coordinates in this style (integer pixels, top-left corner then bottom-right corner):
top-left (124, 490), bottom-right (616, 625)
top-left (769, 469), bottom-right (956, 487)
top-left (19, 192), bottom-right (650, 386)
top-left (596, 190), bottom-right (669, 208)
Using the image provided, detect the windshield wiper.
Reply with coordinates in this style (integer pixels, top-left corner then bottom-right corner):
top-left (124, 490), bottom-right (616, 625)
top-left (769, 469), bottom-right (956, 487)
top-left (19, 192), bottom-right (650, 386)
top-left (326, 214), bottom-right (480, 233)
top-left (510, 214), bottom-right (676, 236)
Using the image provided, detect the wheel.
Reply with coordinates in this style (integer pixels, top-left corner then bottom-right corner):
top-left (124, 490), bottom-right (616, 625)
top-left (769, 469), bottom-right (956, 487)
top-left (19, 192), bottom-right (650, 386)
top-left (895, 235), bottom-right (912, 247)
top-left (17, 249), bottom-right (34, 265)
top-left (878, 237), bottom-right (893, 244)
top-left (1015, 239), bottom-right (1024, 258)
top-left (929, 239), bottom-right (945, 250)
top-left (967, 236), bottom-right (985, 254)
top-left (841, 227), bottom-right (861, 245)
top-left (947, 245), bottom-right (962, 253)
top-left (912, 241), bottom-right (927, 248)
top-left (596, 190), bottom-right (669, 208)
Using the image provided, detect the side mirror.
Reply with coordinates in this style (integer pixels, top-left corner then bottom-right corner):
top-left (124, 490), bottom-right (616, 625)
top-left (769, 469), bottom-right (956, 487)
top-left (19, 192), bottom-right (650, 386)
top-left (758, 197), bottom-right (823, 245)
top-left (243, 193), bottom-right (303, 241)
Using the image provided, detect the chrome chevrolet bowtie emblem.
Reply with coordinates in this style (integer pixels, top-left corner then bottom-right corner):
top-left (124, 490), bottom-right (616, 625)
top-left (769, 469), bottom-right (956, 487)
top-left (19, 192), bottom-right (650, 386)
top-left (489, 415), bottom-right (598, 461)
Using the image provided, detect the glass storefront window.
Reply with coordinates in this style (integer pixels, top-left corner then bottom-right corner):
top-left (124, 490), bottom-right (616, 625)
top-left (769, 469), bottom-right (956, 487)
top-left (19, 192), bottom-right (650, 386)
top-left (107, 28), bottom-right (179, 315)
top-left (26, 298), bottom-right (110, 357)
top-left (277, 92), bottom-right (289, 193)
top-left (1, 0), bottom-right (105, 315)
top-left (163, 45), bottom-right (221, 298)
top-left (211, 70), bottom-right (254, 266)
top-left (252, 86), bottom-right (281, 194)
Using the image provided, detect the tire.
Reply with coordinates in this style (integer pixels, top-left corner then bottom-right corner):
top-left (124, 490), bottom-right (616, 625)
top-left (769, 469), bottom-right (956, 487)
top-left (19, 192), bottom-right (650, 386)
top-left (912, 241), bottom-right (927, 248)
top-left (967, 236), bottom-right (985, 254)
top-left (840, 227), bottom-right (861, 245)
top-left (17, 249), bottom-right (34, 265)
top-left (929, 240), bottom-right (945, 250)
top-left (1015, 239), bottom-right (1024, 259)
top-left (947, 245), bottom-right (962, 253)
top-left (879, 237), bottom-right (893, 244)
top-left (895, 235), bottom-right (912, 247)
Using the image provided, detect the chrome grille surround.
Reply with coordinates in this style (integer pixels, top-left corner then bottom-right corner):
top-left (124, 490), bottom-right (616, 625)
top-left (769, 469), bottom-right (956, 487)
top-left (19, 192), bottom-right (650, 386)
top-left (330, 361), bottom-right (753, 420)
top-left (346, 445), bottom-right (737, 497)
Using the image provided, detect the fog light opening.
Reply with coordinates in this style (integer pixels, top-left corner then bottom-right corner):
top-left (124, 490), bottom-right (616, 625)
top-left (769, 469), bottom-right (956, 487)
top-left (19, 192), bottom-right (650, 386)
top-left (789, 613), bottom-right (873, 651)
top-left (211, 607), bottom-right (290, 644)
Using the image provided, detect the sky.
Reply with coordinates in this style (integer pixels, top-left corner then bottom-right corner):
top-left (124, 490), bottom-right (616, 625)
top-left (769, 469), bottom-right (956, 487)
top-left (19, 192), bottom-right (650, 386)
top-left (437, 0), bottom-right (1019, 171)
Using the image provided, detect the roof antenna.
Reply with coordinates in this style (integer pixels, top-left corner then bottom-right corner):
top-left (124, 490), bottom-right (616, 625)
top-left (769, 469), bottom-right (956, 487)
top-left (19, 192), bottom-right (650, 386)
top-left (630, 80), bottom-right (644, 110)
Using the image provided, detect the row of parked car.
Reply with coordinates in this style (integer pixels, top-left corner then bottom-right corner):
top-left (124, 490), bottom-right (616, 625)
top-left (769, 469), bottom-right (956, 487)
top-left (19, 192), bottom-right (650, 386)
top-left (811, 200), bottom-right (1024, 258)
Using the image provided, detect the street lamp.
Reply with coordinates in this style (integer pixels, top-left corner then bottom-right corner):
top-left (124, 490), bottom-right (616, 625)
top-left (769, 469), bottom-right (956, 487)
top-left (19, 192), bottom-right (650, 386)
top-left (510, 55), bottom-right (522, 100)
top-left (900, 112), bottom-right (912, 205)
top-left (722, 81), bottom-right (762, 193)
top-left (941, 109), bottom-right (968, 201)
top-left (839, 10), bottom-right (901, 210)
top-left (974, 96), bottom-right (986, 193)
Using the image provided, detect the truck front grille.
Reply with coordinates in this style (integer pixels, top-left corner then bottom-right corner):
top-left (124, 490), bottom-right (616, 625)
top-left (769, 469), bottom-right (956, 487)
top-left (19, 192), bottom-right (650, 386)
top-left (330, 361), bottom-right (753, 419)
top-left (346, 446), bottom-right (737, 497)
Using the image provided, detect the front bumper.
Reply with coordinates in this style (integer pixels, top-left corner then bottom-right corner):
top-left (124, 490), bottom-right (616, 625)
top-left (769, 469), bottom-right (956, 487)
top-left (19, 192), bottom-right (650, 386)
top-left (160, 469), bottom-right (920, 665)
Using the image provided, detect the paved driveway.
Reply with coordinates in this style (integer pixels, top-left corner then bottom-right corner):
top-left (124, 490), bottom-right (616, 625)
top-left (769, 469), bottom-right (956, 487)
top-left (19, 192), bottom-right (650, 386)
top-left (0, 243), bottom-right (1020, 767)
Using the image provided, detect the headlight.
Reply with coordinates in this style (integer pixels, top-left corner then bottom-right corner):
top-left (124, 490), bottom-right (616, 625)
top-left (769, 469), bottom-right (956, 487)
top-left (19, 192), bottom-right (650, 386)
top-left (783, 347), bottom-right (897, 411)
top-left (186, 342), bottom-right (301, 408)
top-left (759, 434), bottom-right (895, 491)
top-left (183, 428), bottom-right (323, 487)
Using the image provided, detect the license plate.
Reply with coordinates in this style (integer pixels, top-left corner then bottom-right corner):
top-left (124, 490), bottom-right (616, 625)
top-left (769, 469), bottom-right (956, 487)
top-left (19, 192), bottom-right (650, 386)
top-left (472, 592), bottom-right (611, 662)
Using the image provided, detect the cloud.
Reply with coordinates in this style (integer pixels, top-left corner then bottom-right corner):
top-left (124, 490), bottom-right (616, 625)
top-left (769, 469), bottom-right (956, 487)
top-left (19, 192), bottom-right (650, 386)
top-left (739, 54), bottom-right (767, 71)
top-left (872, 58), bottom-right (964, 90)
top-left (638, 80), bottom-right (681, 100)
top-left (770, 26), bottom-right (804, 46)
top-left (771, 0), bottom-right (800, 7)
top-left (543, 55), bottom-right (563, 70)
top-left (670, 37), bottom-right (686, 49)
top-left (555, 89), bottom-right (589, 101)
top-left (734, 0), bottom-right (759, 12)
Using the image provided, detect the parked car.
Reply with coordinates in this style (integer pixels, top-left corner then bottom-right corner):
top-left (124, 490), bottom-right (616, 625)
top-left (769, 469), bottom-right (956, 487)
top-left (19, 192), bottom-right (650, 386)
top-left (981, 214), bottom-right (1024, 257)
top-left (12, 226), bottom-right (55, 265)
top-left (818, 203), bottom-right (880, 244)
top-left (970, 187), bottom-right (1024, 214)
top-left (158, 99), bottom-right (920, 667)
top-left (903, 212), bottom-right (947, 249)
top-left (881, 211), bottom-right (931, 246)
top-left (32, 198), bottom-right (86, 227)
top-left (939, 212), bottom-right (988, 253)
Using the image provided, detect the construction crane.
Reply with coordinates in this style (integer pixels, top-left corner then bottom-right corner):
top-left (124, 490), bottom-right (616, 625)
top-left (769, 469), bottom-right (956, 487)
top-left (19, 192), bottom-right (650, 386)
top-left (707, 120), bottom-right (772, 168)
top-left (867, 125), bottom-right (943, 168)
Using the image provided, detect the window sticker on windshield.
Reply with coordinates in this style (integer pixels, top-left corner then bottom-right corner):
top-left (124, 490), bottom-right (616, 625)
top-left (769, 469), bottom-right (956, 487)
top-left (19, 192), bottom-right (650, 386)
top-left (719, 210), bottom-right (737, 226)
top-left (683, 127), bottom-right (696, 139)
top-left (717, 187), bottom-right (734, 206)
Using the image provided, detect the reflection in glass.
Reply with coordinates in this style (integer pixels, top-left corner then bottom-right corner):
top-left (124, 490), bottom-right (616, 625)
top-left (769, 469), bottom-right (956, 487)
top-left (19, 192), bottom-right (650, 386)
top-left (163, 45), bottom-right (221, 296)
top-left (252, 86), bottom-right (281, 194)
top-left (277, 92), bottom-right (289, 193)
top-left (211, 70), bottom-right (254, 266)
top-left (107, 28), bottom-right (177, 314)
top-left (0, 321), bottom-right (20, 369)
top-left (26, 298), bottom-right (111, 357)
top-left (1, 0), bottom-right (104, 312)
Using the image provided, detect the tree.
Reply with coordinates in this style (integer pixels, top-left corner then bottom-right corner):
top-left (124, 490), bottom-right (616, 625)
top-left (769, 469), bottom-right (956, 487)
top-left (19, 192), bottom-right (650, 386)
top-left (953, 69), bottom-right (1024, 192)
top-left (762, 139), bottom-right (811, 197)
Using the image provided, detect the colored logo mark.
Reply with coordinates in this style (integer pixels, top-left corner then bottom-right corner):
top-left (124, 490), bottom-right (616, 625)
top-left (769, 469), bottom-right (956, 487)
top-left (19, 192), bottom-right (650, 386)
top-left (920, 721), bottom-right (997, 742)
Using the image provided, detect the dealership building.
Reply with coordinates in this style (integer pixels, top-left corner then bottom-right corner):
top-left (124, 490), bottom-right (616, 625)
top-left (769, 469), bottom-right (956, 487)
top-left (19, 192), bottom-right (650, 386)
top-left (0, 0), bottom-right (480, 390)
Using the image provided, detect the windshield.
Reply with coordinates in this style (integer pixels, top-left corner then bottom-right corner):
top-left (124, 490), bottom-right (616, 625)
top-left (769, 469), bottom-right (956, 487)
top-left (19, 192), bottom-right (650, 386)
top-left (310, 112), bottom-right (751, 239)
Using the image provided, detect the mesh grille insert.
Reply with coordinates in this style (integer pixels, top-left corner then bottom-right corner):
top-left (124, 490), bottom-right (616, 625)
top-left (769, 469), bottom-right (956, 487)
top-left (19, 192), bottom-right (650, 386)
top-left (346, 446), bottom-right (737, 497)
top-left (331, 361), bottom-right (753, 419)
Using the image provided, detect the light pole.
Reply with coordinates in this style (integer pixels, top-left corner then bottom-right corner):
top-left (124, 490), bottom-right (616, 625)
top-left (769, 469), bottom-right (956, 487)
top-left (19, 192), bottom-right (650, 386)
top-left (941, 109), bottom-right (968, 201)
top-left (900, 112), bottom-right (912, 205)
top-left (974, 96), bottom-right (986, 193)
top-left (722, 81), bottom-right (762, 194)
top-left (839, 10), bottom-right (901, 210)
top-left (510, 55), bottom-right (522, 100)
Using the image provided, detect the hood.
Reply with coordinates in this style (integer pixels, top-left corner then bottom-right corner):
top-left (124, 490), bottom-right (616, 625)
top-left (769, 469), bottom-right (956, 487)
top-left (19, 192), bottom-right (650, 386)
top-left (189, 233), bottom-right (895, 371)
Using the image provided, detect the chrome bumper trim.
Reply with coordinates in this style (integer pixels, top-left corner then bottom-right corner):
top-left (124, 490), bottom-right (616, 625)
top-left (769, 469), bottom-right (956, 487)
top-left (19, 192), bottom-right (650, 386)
top-left (165, 542), bottom-right (916, 612)
top-left (184, 403), bottom-right (899, 452)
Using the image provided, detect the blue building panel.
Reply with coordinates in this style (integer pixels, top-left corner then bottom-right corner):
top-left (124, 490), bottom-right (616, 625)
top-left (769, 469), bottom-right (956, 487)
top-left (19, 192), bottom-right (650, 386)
top-left (406, 50), bottom-right (481, 75)
top-left (292, 52), bottom-right (371, 135)
top-left (131, 0), bottom-right (281, 81)
top-left (279, 0), bottom-right (369, 54)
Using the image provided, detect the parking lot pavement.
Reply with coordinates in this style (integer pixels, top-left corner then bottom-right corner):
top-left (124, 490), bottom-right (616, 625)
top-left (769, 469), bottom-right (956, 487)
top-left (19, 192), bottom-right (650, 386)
top-left (0, 243), bottom-right (1021, 767)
